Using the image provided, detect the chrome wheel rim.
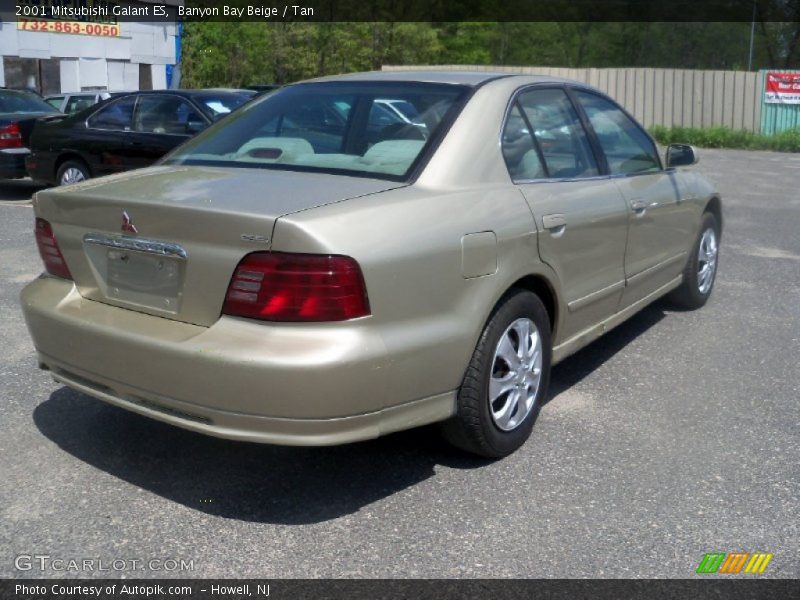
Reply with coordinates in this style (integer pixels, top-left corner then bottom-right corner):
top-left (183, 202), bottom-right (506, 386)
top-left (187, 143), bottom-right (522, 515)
top-left (60, 167), bottom-right (86, 185)
top-left (697, 228), bottom-right (718, 295)
top-left (489, 318), bottom-right (542, 432)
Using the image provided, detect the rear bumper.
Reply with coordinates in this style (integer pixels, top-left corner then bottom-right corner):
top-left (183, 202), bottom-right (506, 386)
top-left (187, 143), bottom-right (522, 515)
top-left (0, 148), bottom-right (30, 179)
top-left (20, 276), bottom-right (455, 445)
top-left (24, 151), bottom-right (56, 184)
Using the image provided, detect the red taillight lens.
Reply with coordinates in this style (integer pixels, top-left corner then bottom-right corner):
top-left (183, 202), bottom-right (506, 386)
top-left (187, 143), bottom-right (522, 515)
top-left (35, 218), bottom-right (72, 280)
top-left (222, 252), bottom-right (370, 322)
top-left (0, 123), bottom-right (23, 149)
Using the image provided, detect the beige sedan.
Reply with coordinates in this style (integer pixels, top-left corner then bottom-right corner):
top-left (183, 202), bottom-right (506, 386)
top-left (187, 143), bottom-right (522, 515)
top-left (21, 71), bottom-right (721, 457)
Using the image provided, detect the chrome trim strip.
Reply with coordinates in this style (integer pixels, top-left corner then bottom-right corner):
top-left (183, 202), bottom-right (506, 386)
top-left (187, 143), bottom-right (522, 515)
top-left (83, 233), bottom-right (187, 259)
top-left (553, 275), bottom-right (683, 365)
top-left (625, 252), bottom-right (686, 286)
top-left (567, 280), bottom-right (625, 312)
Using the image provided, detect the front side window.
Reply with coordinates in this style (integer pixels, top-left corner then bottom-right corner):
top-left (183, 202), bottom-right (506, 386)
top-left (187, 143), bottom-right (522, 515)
top-left (133, 96), bottom-right (205, 135)
top-left (87, 96), bottom-right (136, 131)
top-left (574, 91), bottom-right (661, 175)
top-left (164, 82), bottom-right (468, 180)
top-left (516, 88), bottom-right (599, 179)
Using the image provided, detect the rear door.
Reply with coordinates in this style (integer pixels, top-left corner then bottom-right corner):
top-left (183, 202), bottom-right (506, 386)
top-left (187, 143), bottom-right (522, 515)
top-left (506, 87), bottom-right (629, 340)
top-left (572, 90), bottom-right (696, 307)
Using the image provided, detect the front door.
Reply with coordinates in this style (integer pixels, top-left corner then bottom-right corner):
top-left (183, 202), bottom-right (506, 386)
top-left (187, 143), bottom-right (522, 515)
top-left (505, 88), bottom-right (629, 340)
top-left (572, 90), bottom-right (697, 306)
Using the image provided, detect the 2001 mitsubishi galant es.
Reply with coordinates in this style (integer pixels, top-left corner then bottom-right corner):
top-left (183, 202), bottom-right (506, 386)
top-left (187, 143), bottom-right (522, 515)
top-left (21, 71), bottom-right (721, 457)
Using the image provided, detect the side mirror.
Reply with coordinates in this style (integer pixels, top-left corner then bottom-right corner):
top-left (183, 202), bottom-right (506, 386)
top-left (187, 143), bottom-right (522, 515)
top-left (666, 143), bottom-right (699, 168)
top-left (185, 119), bottom-right (206, 135)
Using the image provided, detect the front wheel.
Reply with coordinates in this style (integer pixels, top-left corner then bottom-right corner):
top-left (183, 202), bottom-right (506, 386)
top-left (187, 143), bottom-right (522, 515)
top-left (670, 212), bottom-right (720, 309)
top-left (442, 290), bottom-right (552, 458)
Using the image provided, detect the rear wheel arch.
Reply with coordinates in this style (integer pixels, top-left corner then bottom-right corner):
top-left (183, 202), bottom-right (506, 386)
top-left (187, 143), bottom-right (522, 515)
top-left (463, 272), bottom-right (560, 390)
top-left (506, 274), bottom-right (559, 341)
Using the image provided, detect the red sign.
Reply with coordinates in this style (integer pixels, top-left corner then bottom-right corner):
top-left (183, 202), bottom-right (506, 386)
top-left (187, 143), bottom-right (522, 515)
top-left (765, 71), bottom-right (800, 104)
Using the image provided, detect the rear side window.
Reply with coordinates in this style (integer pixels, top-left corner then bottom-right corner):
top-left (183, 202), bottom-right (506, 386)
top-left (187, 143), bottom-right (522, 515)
top-left (502, 104), bottom-right (546, 180)
top-left (87, 96), bottom-right (136, 131)
top-left (574, 91), bottom-right (661, 175)
top-left (516, 88), bottom-right (599, 179)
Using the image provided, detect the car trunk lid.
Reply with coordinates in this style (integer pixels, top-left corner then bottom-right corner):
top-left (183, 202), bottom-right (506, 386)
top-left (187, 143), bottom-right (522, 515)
top-left (0, 112), bottom-right (58, 146)
top-left (34, 165), bottom-right (403, 326)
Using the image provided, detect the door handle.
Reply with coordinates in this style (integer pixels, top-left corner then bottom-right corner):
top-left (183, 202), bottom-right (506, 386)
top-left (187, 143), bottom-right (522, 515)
top-left (542, 213), bottom-right (567, 232)
top-left (631, 200), bottom-right (647, 216)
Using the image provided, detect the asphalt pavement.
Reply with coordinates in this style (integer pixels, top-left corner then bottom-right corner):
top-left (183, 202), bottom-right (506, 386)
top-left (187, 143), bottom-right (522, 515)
top-left (0, 150), bottom-right (798, 578)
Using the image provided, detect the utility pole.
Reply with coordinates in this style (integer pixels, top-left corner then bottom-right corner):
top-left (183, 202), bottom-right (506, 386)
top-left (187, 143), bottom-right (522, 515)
top-left (748, 0), bottom-right (756, 71)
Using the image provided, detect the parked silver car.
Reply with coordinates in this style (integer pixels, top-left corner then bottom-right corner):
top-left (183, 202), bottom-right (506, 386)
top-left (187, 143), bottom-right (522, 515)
top-left (21, 71), bottom-right (720, 457)
top-left (43, 91), bottom-right (134, 115)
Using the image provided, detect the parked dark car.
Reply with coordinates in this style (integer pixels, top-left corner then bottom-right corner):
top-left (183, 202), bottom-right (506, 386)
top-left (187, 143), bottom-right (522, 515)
top-left (0, 88), bottom-right (61, 180)
top-left (246, 84), bottom-right (281, 95)
top-left (26, 89), bottom-right (253, 186)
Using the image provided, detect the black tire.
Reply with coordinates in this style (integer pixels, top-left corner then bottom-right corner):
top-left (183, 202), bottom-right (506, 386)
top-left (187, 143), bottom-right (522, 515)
top-left (442, 290), bottom-right (552, 458)
top-left (669, 212), bottom-right (720, 309)
top-left (56, 159), bottom-right (90, 186)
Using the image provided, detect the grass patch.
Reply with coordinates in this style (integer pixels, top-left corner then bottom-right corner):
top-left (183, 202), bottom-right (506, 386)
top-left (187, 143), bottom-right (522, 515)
top-left (649, 125), bottom-right (800, 153)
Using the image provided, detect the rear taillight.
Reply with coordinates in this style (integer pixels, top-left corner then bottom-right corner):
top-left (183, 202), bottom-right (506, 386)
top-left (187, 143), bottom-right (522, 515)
top-left (0, 123), bottom-right (23, 149)
top-left (222, 252), bottom-right (370, 322)
top-left (35, 218), bottom-right (72, 280)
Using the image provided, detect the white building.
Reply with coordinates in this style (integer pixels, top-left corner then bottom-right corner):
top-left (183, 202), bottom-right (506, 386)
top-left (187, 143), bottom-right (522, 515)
top-left (0, 1), bottom-right (181, 94)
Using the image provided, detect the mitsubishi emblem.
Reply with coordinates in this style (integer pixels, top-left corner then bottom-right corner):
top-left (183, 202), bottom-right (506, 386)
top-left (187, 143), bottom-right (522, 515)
top-left (121, 211), bottom-right (138, 234)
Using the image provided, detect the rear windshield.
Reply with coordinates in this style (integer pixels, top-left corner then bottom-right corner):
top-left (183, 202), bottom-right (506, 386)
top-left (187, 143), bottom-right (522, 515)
top-left (193, 92), bottom-right (253, 116)
top-left (164, 82), bottom-right (469, 180)
top-left (0, 90), bottom-right (58, 114)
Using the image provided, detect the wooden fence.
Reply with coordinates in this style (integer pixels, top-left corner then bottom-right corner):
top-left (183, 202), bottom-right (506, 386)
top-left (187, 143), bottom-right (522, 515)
top-left (383, 65), bottom-right (766, 132)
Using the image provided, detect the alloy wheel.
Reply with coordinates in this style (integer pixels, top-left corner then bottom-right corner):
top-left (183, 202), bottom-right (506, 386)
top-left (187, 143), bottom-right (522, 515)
top-left (489, 317), bottom-right (542, 431)
top-left (697, 228), bottom-right (718, 294)
top-left (60, 167), bottom-right (86, 185)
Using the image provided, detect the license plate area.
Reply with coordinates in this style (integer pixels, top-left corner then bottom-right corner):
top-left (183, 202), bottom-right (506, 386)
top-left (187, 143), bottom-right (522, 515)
top-left (83, 233), bottom-right (187, 314)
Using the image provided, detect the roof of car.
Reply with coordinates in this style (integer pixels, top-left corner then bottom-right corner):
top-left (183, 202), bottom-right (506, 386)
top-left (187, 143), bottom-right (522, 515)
top-left (108, 89), bottom-right (252, 98)
top-left (200, 88), bottom-right (257, 94)
top-left (303, 70), bottom-right (575, 87)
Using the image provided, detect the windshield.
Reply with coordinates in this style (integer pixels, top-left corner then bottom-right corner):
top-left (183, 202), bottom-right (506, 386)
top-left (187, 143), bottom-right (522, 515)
top-left (165, 82), bottom-right (469, 180)
top-left (193, 92), bottom-right (253, 116)
top-left (0, 90), bottom-right (59, 114)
